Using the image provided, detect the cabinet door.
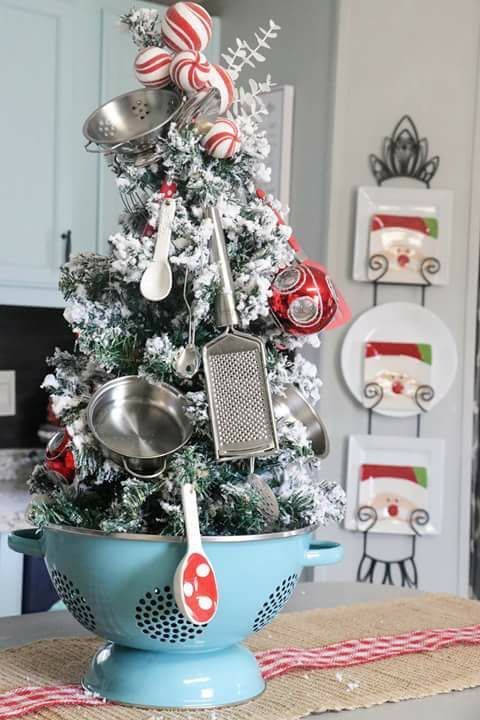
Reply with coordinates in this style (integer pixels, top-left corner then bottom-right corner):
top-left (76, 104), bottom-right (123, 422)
top-left (97, 3), bottom-right (221, 253)
top-left (0, 0), bottom-right (99, 308)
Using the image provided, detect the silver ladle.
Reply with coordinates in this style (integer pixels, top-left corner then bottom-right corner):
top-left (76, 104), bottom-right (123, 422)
top-left (174, 270), bottom-right (202, 380)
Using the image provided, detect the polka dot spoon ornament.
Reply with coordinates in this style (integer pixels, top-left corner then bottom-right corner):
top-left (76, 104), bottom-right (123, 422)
top-left (174, 483), bottom-right (218, 625)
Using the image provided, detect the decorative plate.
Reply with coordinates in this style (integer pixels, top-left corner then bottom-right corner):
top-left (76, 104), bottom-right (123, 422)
top-left (341, 302), bottom-right (457, 417)
top-left (344, 434), bottom-right (445, 535)
top-left (353, 186), bottom-right (453, 285)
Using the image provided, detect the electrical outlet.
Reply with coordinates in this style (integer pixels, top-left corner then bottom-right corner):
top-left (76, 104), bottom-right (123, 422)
top-left (0, 371), bottom-right (15, 416)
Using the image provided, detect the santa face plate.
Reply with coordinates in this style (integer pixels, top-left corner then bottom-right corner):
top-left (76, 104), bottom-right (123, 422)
top-left (358, 463), bottom-right (429, 534)
top-left (368, 214), bottom-right (439, 284)
top-left (344, 434), bottom-right (445, 536)
top-left (269, 262), bottom-right (338, 335)
top-left (364, 341), bottom-right (432, 412)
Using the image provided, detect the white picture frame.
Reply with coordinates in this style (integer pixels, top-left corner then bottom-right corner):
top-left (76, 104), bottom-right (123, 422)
top-left (262, 85), bottom-right (294, 212)
top-left (353, 186), bottom-right (453, 285)
top-left (344, 434), bottom-right (445, 535)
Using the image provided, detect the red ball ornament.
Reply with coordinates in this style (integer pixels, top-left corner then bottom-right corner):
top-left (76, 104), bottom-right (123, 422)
top-left (162, 2), bottom-right (212, 53)
top-left (44, 430), bottom-right (75, 484)
top-left (269, 262), bottom-right (338, 335)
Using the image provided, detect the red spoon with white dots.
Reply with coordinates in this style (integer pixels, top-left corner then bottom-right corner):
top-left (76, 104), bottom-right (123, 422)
top-left (174, 483), bottom-right (218, 625)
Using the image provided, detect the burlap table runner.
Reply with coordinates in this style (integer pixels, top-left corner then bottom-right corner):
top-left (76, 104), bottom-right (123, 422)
top-left (1, 592), bottom-right (480, 718)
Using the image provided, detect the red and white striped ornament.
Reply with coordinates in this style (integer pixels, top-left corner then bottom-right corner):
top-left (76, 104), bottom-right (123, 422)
top-left (207, 64), bottom-right (236, 114)
top-left (134, 47), bottom-right (173, 89)
top-left (170, 50), bottom-right (210, 93)
top-left (201, 118), bottom-right (241, 159)
top-left (162, 2), bottom-right (212, 53)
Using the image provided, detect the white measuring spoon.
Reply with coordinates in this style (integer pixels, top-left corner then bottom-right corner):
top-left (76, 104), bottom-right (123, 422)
top-left (140, 198), bottom-right (176, 301)
top-left (173, 483), bottom-right (218, 625)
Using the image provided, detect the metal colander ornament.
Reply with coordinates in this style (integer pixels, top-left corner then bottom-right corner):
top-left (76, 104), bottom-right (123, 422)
top-left (83, 87), bottom-right (182, 165)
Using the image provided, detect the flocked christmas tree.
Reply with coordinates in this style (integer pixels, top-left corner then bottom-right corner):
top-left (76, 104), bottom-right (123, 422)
top-left (28, 3), bottom-right (347, 537)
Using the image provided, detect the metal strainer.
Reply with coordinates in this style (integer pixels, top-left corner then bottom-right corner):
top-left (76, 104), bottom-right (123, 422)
top-left (83, 87), bottom-right (182, 163)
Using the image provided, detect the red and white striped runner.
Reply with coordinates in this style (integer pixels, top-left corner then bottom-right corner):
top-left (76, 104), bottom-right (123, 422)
top-left (0, 685), bottom-right (105, 718)
top-left (1, 624), bottom-right (480, 717)
top-left (257, 623), bottom-right (480, 679)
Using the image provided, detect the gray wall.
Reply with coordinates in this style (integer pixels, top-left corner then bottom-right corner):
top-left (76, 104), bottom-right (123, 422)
top-left (207, 0), bottom-right (337, 261)
top-left (317, 0), bottom-right (480, 595)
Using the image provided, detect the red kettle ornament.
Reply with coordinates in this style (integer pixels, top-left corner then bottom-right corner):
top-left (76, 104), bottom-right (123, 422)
top-left (256, 189), bottom-right (351, 335)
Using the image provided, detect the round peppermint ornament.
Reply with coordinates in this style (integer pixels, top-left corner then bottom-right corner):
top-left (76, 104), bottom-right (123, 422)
top-left (162, 2), bottom-right (212, 53)
top-left (269, 262), bottom-right (338, 335)
top-left (170, 50), bottom-right (210, 93)
top-left (201, 118), bottom-right (241, 159)
top-left (134, 47), bottom-right (173, 88)
top-left (207, 64), bottom-right (235, 113)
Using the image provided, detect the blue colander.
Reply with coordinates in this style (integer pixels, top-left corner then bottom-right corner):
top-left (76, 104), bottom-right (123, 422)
top-left (9, 525), bottom-right (342, 709)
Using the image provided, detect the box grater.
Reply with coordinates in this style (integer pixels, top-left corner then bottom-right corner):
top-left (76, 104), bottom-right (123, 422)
top-left (203, 207), bottom-right (278, 460)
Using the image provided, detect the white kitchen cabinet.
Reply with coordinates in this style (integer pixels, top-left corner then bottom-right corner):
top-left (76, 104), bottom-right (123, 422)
top-left (0, 0), bottom-right (220, 306)
top-left (0, 0), bottom-right (100, 308)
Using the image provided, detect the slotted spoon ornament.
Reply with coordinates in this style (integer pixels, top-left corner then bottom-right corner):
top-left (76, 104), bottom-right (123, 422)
top-left (174, 483), bottom-right (218, 625)
top-left (247, 457), bottom-right (279, 531)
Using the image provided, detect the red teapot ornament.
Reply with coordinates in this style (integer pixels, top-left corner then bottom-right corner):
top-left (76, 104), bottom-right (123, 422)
top-left (256, 189), bottom-right (351, 335)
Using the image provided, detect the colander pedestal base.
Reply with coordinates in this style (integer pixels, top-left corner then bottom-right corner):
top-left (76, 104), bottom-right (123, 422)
top-left (83, 641), bottom-right (265, 709)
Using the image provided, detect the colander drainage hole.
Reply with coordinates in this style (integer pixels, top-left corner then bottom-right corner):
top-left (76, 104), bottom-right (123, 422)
top-left (252, 573), bottom-right (299, 632)
top-left (51, 569), bottom-right (96, 632)
top-left (135, 585), bottom-right (207, 643)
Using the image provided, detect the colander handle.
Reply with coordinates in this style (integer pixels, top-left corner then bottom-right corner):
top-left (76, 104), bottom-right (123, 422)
top-left (303, 540), bottom-right (343, 567)
top-left (8, 529), bottom-right (44, 558)
top-left (84, 141), bottom-right (124, 154)
top-left (122, 457), bottom-right (166, 479)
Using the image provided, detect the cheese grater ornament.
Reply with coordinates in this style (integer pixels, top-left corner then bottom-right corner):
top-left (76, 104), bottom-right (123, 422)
top-left (203, 206), bottom-right (278, 460)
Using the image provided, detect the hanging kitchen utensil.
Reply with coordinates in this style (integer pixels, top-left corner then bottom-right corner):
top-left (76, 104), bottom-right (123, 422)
top-left (173, 483), bottom-right (218, 625)
top-left (83, 87), bottom-right (182, 166)
top-left (247, 457), bottom-right (279, 531)
top-left (140, 198), bottom-right (176, 302)
top-left (203, 206), bottom-right (278, 461)
top-left (256, 188), bottom-right (351, 331)
top-left (273, 384), bottom-right (330, 459)
top-left (175, 269), bottom-right (202, 380)
top-left (87, 376), bottom-right (192, 479)
top-left (176, 87), bottom-right (221, 132)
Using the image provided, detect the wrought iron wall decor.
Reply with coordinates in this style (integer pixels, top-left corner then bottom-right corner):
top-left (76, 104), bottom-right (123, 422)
top-left (356, 505), bottom-right (430, 588)
top-left (369, 115), bottom-right (439, 188)
top-left (351, 116), bottom-right (444, 588)
top-left (367, 116), bottom-right (442, 303)
top-left (363, 382), bottom-right (435, 433)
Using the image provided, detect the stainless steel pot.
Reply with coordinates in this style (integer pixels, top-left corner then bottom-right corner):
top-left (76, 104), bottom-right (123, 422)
top-left (83, 88), bottom-right (182, 162)
top-left (87, 376), bottom-right (193, 479)
top-left (274, 385), bottom-right (330, 459)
